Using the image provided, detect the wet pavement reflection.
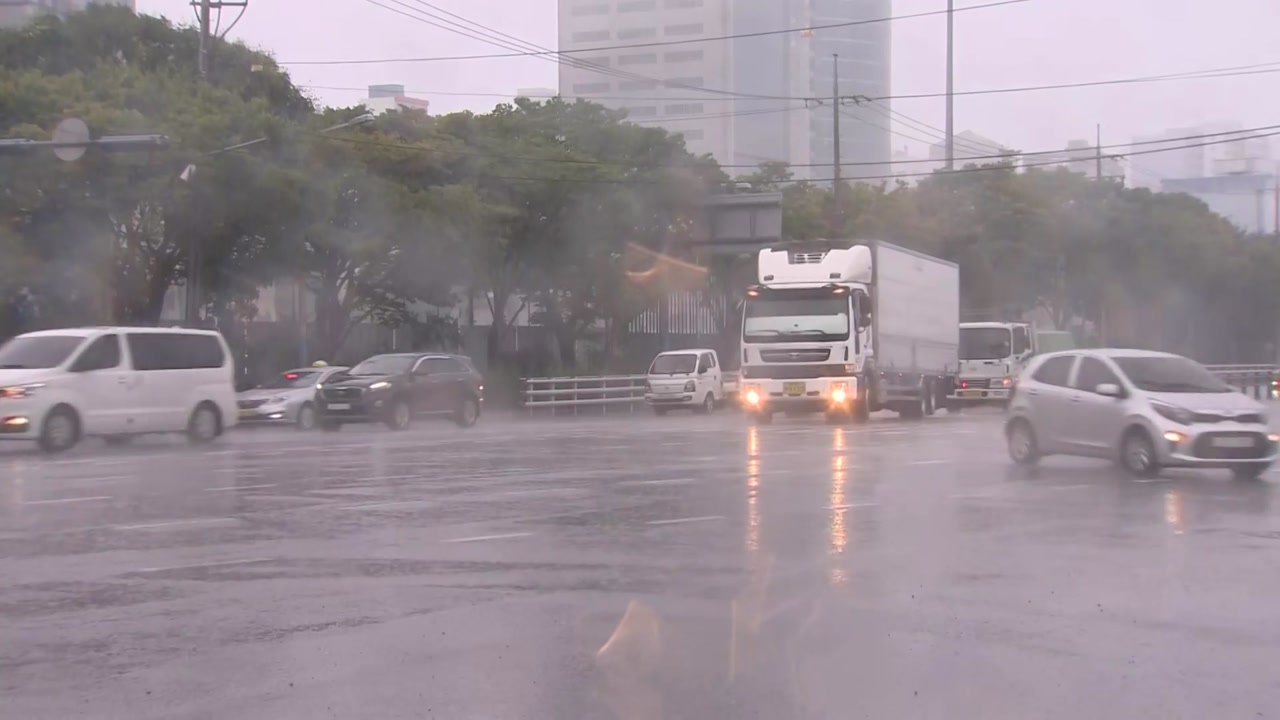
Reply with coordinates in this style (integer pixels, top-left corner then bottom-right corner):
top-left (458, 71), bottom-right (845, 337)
top-left (1, 411), bottom-right (1279, 718)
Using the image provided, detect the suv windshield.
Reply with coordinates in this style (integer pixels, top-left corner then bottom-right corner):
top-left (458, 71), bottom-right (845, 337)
top-left (960, 327), bottom-right (1013, 360)
top-left (650, 354), bottom-right (697, 374)
top-left (349, 355), bottom-right (415, 376)
top-left (0, 335), bottom-right (85, 369)
top-left (1113, 356), bottom-right (1232, 393)
top-left (262, 370), bottom-right (320, 389)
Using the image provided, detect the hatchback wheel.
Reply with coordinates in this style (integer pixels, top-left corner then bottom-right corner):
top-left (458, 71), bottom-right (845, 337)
top-left (1006, 418), bottom-right (1039, 466)
top-left (1121, 429), bottom-right (1159, 478)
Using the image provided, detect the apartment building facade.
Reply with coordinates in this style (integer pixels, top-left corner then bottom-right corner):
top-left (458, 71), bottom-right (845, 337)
top-left (557, 0), bottom-right (892, 180)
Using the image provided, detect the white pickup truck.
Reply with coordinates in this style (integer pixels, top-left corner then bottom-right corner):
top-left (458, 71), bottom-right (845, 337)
top-left (644, 349), bottom-right (737, 415)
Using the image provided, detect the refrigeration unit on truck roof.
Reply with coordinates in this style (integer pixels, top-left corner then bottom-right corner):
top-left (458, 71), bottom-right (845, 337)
top-left (756, 245), bottom-right (872, 287)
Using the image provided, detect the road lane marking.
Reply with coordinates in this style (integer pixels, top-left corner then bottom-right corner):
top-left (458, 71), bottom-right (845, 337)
top-left (951, 493), bottom-right (995, 500)
top-left (646, 515), bottom-right (724, 526)
top-left (338, 500), bottom-right (435, 511)
top-left (203, 484), bottom-right (277, 492)
top-left (116, 518), bottom-right (238, 531)
top-left (444, 532), bottom-right (533, 543)
top-left (137, 558), bottom-right (271, 573)
top-left (908, 460), bottom-right (950, 465)
top-left (1043, 484), bottom-right (1091, 491)
top-left (623, 478), bottom-right (696, 486)
top-left (828, 503), bottom-right (879, 509)
top-left (22, 495), bottom-right (112, 505)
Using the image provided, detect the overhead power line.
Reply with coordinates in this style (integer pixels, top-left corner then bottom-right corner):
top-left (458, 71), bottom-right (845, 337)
top-left (313, 122), bottom-right (1280, 173)
top-left (282, 0), bottom-right (1031, 66)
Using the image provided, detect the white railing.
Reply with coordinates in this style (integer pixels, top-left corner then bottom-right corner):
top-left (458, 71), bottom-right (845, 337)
top-left (522, 372), bottom-right (740, 414)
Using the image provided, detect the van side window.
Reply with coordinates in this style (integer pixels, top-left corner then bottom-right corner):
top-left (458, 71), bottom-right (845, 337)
top-left (1032, 355), bottom-right (1075, 387)
top-left (70, 334), bottom-right (121, 372)
top-left (128, 333), bottom-right (224, 371)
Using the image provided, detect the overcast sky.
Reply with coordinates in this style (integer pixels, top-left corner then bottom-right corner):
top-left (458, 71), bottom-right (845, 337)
top-left (137, 0), bottom-right (1280, 157)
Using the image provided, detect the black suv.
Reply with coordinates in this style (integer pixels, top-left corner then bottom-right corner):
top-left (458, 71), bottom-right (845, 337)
top-left (315, 353), bottom-right (483, 431)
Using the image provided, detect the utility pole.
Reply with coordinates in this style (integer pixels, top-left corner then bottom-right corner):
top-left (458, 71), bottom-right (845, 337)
top-left (831, 53), bottom-right (843, 236)
top-left (1095, 124), bottom-right (1103, 180)
top-left (197, 0), bottom-right (212, 79)
top-left (944, 0), bottom-right (955, 171)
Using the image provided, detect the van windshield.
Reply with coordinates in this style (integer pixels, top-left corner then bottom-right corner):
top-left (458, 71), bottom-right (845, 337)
top-left (0, 335), bottom-right (85, 369)
top-left (650, 354), bottom-right (697, 375)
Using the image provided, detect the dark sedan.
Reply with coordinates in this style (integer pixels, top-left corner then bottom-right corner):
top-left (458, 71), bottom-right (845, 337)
top-left (315, 353), bottom-right (483, 431)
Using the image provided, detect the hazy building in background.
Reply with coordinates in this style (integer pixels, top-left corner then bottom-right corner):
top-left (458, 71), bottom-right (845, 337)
top-left (362, 84), bottom-right (430, 115)
top-left (516, 87), bottom-right (560, 100)
top-left (1024, 138), bottom-right (1124, 181)
top-left (556, 0), bottom-right (892, 181)
top-left (556, 0), bottom-right (733, 161)
top-left (0, 0), bottom-right (134, 28)
top-left (927, 129), bottom-right (1010, 166)
top-left (1129, 123), bottom-right (1278, 233)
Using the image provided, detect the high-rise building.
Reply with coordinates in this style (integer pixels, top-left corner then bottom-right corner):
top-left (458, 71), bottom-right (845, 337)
top-left (556, 0), bottom-right (892, 180)
top-left (363, 84), bottom-right (430, 115)
top-left (0, 0), bottom-right (135, 29)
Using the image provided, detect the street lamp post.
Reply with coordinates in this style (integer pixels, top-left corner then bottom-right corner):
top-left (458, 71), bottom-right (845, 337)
top-left (181, 113), bottom-right (377, 325)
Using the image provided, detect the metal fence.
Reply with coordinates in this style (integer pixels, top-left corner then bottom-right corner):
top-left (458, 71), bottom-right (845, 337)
top-left (522, 366), bottom-right (1276, 413)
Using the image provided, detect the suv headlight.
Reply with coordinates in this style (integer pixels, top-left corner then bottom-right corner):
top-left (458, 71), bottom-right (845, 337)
top-left (369, 381), bottom-right (391, 390)
top-left (0, 383), bottom-right (45, 399)
top-left (1150, 400), bottom-right (1194, 425)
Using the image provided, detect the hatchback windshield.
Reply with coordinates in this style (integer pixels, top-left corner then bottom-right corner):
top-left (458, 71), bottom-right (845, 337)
top-left (650, 354), bottom-right (697, 375)
top-left (0, 335), bottom-right (85, 369)
top-left (349, 355), bottom-right (415, 376)
top-left (1113, 355), bottom-right (1232, 393)
top-left (262, 370), bottom-right (320, 389)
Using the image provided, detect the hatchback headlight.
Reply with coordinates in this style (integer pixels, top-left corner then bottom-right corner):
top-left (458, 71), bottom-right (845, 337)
top-left (0, 383), bottom-right (45, 399)
top-left (1150, 400), bottom-right (1194, 425)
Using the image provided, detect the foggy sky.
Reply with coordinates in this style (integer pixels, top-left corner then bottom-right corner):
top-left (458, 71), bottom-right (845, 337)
top-left (138, 0), bottom-right (1280, 159)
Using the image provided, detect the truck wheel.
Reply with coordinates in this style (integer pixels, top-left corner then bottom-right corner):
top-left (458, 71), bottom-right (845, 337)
top-left (853, 382), bottom-right (871, 424)
top-left (923, 382), bottom-right (936, 416)
top-left (900, 394), bottom-right (925, 420)
top-left (696, 393), bottom-right (715, 415)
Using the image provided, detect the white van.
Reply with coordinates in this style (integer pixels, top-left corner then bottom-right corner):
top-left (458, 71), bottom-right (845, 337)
top-left (0, 327), bottom-right (238, 452)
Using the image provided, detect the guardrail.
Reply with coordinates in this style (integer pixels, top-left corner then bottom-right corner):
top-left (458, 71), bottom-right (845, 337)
top-left (523, 373), bottom-right (740, 415)
top-left (523, 366), bottom-right (1277, 413)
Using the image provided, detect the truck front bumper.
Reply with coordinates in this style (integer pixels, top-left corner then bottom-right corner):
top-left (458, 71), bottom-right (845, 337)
top-left (739, 377), bottom-right (858, 413)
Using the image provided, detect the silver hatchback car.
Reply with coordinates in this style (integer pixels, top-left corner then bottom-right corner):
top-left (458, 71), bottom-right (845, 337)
top-left (1005, 349), bottom-right (1279, 479)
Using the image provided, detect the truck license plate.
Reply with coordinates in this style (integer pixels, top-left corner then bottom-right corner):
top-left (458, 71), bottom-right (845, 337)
top-left (1212, 436), bottom-right (1254, 448)
top-left (327, 403), bottom-right (351, 411)
top-left (783, 382), bottom-right (805, 396)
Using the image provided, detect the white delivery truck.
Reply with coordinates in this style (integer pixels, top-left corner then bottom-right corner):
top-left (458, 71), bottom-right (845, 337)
top-left (738, 241), bottom-right (960, 423)
top-left (947, 324), bottom-right (1077, 408)
top-left (644, 349), bottom-right (737, 415)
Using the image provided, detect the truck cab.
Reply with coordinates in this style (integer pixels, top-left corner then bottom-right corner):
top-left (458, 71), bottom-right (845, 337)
top-left (948, 322), bottom-right (1034, 406)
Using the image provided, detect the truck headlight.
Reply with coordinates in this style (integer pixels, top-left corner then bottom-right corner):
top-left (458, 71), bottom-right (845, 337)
top-left (743, 386), bottom-right (761, 406)
top-left (684, 380), bottom-right (696, 392)
top-left (0, 383), bottom-right (45, 399)
top-left (830, 382), bottom-right (849, 404)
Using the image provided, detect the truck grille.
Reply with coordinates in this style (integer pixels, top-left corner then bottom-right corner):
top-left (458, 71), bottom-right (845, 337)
top-left (742, 364), bottom-right (855, 380)
top-left (323, 387), bottom-right (363, 402)
top-left (1192, 432), bottom-right (1269, 459)
top-left (959, 378), bottom-right (990, 390)
top-left (760, 348), bottom-right (831, 363)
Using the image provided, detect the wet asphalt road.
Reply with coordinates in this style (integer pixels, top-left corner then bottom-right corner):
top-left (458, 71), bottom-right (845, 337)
top-left (2, 409), bottom-right (1280, 719)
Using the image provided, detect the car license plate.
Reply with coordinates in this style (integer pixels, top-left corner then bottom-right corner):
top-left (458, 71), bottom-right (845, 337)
top-left (327, 403), bottom-right (351, 411)
top-left (784, 382), bottom-right (805, 396)
top-left (1212, 436), bottom-right (1254, 448)
top-left (239, 409), bottom-right (256, 418)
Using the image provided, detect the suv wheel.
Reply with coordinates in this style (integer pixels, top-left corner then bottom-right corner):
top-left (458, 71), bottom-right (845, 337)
top-left (386, 399), bottom-right (412, 431)
top-left (454, 397), bottom-right (480, 428)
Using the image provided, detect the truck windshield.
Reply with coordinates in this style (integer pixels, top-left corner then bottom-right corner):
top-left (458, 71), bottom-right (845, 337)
top-left (649, 354), bottom-right (697, 374)
top-left (743, 296), bottom-right (850, 343)
top-left (959, 327), bottom-right (1012, 360)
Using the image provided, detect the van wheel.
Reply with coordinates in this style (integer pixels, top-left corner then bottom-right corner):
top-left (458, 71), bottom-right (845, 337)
top-left (39, 405), bottom-right (80, 453)
top-left (1121, 428), bottom-right (1159, 478)
top-left (187, 403), bottom-right (221, 444)
top-left (454, 397), bottom-right (480, 428)
top-left (385, 399), bottom-right (412, 431)
top-left (295, 403), bottom-right (317, 431)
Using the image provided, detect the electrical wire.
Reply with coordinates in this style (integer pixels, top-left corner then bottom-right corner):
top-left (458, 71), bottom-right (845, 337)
top-left (283, 0), bottom-right (1030, 66)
